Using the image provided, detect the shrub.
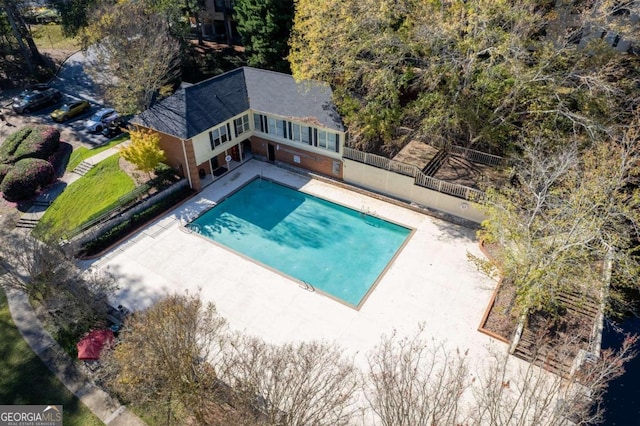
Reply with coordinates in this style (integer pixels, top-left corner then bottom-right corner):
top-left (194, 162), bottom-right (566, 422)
top-left (80, 186), bottom-right (193, 256)
top-left (0, 127), bottom-right (33, 163)
top-left (1, 158), bottom-right (55, 201)
top-left (0, 125), bottom-right (60, 164)
top-left (0, 164), bottom-right (12, 185)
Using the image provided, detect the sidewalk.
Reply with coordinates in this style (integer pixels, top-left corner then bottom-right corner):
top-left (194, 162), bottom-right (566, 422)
top-left (19, 144), bottom-right (124, 224)
top-left (4, 286), bottom-right (145, 425)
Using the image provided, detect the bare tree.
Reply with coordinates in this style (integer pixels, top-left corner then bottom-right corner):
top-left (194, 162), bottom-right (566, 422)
top-left (100, 291), bottom-right (227, 425)
top-left (470, 334), bottom-right (638, 426)
top-left (0, 224), bottom-right (117, 334)
top-left (364, 325), bottom-right (470, 426)
top-left (222, 335), bottom-right (360, 426)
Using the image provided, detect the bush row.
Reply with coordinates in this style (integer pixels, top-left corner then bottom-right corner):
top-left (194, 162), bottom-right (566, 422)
top-left (0, 158), bottom-right (55, 201)
top-left (80, 187), bottom-right (194, 257)
top-left (0, 125), bottom-right (60, 201)
top-left (0, 125), bottom-right (60, 164)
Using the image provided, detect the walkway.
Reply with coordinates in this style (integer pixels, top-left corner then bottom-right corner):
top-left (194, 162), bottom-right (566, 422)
top-left (4, 285), bottom-right (145, 425)
top-left (17, 144), bottom-right (124, 227)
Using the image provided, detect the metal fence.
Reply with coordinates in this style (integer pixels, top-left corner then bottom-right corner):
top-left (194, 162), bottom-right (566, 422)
top-left (449, 145), bottom-right (504, 166)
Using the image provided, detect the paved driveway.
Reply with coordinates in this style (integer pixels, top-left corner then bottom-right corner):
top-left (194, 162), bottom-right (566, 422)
top-left (49, 49), bottom-right (104, 106)
top-left (1, 50), bottom-right (112, 147)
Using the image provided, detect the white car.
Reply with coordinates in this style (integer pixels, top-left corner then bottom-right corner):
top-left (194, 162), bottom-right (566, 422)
top-left (85, 108), bottom-right (119, 133)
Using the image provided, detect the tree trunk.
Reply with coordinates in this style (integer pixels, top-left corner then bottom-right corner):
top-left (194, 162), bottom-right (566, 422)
top-left (194, 11), bottom-right (204, 46)
top-left (3, 1), bottom-right (34, 74)
top-left (14, 4), bottom-right (43, 66)
top-left (223, 0), bottom-right (233, 47)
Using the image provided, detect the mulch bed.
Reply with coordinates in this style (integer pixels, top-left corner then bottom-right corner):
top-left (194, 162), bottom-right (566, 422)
top-left (483, 277), bottom-right (520, 341)
top-left (478, 241), bottom-right (520, 341)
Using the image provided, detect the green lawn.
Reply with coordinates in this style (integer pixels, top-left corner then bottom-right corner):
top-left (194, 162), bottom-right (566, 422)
top-left (66, 135), bottom-right (129, 172)
top-left (30, 24), bottom-right (80, 51)
top-left (36, 154), bottom-right (135, 239)
top-left (0, 290), bottom-right (103, 425)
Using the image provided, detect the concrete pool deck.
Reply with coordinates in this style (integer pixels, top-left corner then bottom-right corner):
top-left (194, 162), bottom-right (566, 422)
top-left (84, 159), bottom-right (508, 368)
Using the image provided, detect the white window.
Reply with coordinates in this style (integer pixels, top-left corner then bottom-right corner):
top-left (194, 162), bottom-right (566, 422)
top-left (209, 123), bottom-right (230, 149)
top-left (268, 117), bottom-right (277, 136)
top-left (276, 120), bottom-right (286, 138)
top-left (234, 114), bottom-right (250, 136)
top-left (291, 123), bottom-right (301, 142)
top-left (301, 125), bottom-right (310, 144)
top-left (317, 130), bottom-right (327, 149)
top-left (327, 133), bottom-right (338, 151)
top-left (253, 114), bottom-right (262, 132)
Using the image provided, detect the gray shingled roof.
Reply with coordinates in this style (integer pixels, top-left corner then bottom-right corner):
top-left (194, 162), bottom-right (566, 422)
top-left (133, 67), bottom-right (343, 139)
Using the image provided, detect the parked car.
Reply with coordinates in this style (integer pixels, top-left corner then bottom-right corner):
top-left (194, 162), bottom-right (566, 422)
top-left (85, 108), bottom-right (120, 133)
top-left (16, 84), bottom-right (49, 98)
top-left (101, 118), bottom-right (127, 138)
top-left (12, 88), bottom-right (62, 114)
top-left (50, 100), bottom-right (91, 122)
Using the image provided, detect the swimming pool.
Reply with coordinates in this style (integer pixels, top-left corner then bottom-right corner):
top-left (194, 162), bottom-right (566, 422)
top-left (187, 178), bottom-right (412, 307)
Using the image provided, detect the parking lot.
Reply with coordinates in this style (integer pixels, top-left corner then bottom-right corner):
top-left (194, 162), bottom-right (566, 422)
top-left (0, 51), bottom-right (116, 149)
top-left (1, 93), bottom-right (116, 149)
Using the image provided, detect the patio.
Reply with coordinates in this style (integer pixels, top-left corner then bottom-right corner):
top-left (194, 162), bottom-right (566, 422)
top-left (85, 159), bottom-right (506, 369)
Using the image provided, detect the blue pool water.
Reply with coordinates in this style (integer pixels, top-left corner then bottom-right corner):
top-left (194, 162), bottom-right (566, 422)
top-left (188, 178), bottom-right (412, 307)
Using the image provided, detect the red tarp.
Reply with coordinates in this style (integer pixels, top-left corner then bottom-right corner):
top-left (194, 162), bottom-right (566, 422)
top-left (77, 329), bottom-right (114, 360)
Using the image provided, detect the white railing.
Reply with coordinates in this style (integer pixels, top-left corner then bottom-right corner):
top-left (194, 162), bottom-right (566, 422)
top-left (344, 147), bottom-right (418, 177)
top-left (344, 147), bottom-right (366, 163)
top-left (414, 173), bottom-right (483, 200)
top-left (344, 147), bottom-right (483, 201)
top-left (449, 145), bottom-right (504, 166)
top-left (389, 161), bottom-right (420, 177)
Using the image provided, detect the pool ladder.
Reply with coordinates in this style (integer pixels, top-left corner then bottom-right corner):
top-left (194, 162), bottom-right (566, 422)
top-left (360, 206), bottom-right (378, 217)
top-left (360, 206), bottom-right (380, 227)
top-left (300, 281), bottom-right (315, 292)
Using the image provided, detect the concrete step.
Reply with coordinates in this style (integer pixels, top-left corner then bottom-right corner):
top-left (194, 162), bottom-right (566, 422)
top-left (16, 217), bottom-right (39, 229)
top-left (422, 149), bottom-right (447, 176)
top-left (73, 160), bottom-right (95, 176)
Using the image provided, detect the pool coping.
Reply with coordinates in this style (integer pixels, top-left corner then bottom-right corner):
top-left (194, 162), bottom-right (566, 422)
top-left (182, 174), bottom-right (417, 311)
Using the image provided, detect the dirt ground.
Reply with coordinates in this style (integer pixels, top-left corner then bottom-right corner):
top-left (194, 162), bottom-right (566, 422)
top-left (392, 139), bottom-right (439, 167)
top-left (392, 139), bottom-right (507, 190)
top-left (432, 155), bottom-right (500, 190)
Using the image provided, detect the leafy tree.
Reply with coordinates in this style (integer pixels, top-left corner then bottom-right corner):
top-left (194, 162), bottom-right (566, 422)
top-left (472, 122), bottom-right (640, 316)
top-left (289, 0), bottom-right (639, 154)
top-left (52, 0), bottom-right (98, 37)
top-left (100, 292), bottom-right (227, 425)
top-left (234, 0), bottom-right (294, 72)
top-left (147, 0), bottom-right (206, 40)
top-left (119, 128), bottom-right (166, 178)
top-left (82, 0), bottom-right (181, 114)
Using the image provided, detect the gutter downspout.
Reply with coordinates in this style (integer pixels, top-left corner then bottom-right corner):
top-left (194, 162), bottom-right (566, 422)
top-left (181, 138), bottom-right (193, 189)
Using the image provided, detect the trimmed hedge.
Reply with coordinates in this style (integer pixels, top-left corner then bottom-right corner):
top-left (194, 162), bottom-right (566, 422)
top-left (0, 127), bottom-right (33, 162)
top-left (1, 158), bottom-right (55, 201)
top-left (0, 164), bottom-right (12, 185)
top-left (0, 125), bottom-right (60, 164)
top-left (80, 186), bottom-right (193, 257)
